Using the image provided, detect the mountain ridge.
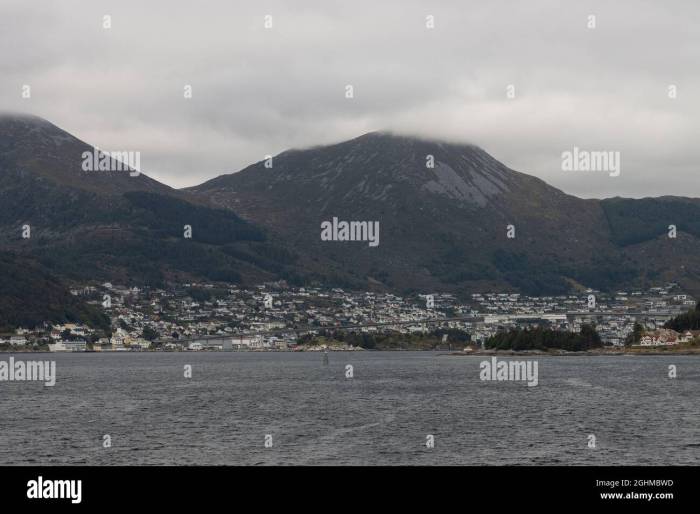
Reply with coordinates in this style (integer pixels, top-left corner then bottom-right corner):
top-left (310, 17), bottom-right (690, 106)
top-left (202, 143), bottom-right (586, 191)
top-left (0, 114), bottom-right (311, 327)
top-left (186, 128), bottom-right (700, 296)
top-left (2, 113), bottom-right (700, 323)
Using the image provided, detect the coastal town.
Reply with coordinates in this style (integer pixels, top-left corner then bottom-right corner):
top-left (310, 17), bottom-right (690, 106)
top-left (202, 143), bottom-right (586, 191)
top-left (1, 282), bottom-right (698, 352)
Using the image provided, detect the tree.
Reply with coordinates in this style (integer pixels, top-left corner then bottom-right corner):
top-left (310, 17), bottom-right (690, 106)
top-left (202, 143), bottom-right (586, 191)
top-left (625, 322), bottom-right (644, 346)
top-left (485, 326), bottom-right (603, 351)
top-left (664, 304), bottom-right (700, 331)
top-left (142, 327), bottom-right (159, 341)
top-left (580, 324), bottom-right (602, 348)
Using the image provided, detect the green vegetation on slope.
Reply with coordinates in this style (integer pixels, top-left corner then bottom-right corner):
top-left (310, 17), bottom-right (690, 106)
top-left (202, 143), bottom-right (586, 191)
top-left (0, 252), bottom-right (110, 331)
top-left (485, 325), bottom-right (602, 351)
top-left (602, 197), bottom-right (700, 246)
top-left (664, 302), bottom-right (700, 331)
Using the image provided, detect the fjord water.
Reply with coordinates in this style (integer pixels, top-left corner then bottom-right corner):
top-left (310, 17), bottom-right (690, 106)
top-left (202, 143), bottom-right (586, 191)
top-left (1, 352), bottom-right (698, 465)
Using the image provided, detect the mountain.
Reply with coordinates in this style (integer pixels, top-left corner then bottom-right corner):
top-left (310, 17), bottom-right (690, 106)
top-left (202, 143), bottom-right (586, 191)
top-left (189, 132), bottom-right (700, 296)
top-left (0, 113), bottom-right (174, 196)
top-left (2, 114), bottom-right (699, 330)
top-left (0, 114), bottom-right (301, 327)
top-left (0, 251), bottom-right (109, 332)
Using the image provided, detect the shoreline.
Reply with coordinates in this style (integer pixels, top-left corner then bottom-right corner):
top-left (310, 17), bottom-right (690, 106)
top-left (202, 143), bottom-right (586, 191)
top-left (447, 348), bottom-right (700, 356)
top-left (1, 347), bottom-right (699, 356)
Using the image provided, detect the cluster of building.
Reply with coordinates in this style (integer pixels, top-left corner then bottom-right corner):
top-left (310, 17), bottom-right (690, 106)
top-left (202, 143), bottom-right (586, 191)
top-left (638, 329), bottom-right (700, 347)
top-left (1, 282), bottom-right (696, 351)
top-left (467, 285), bottom-right (696, 346)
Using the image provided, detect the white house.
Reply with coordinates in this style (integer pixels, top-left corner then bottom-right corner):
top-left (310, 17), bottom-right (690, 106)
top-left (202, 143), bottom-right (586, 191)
top-left (9, 336), bottom-right (27, 346)
top-left (638, 330), bottom-right (680, 346)
top-left (49, 340), bottom-right (87, 352)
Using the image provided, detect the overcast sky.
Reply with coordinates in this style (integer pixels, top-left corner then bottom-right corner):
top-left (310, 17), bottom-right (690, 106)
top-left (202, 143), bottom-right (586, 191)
top-left (1, 0), bottom-right (698, 197)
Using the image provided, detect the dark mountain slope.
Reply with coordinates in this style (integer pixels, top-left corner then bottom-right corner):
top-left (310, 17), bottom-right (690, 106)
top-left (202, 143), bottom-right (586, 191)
top-left (0, 252), bottom-right (109, 331)
top-left (0, 113), bottom-right (172, 195)
top-left (190, 133), bottom-right (614, 294)
top-left (3, 114), bottom-right (699, 322)
top-left (190, 132), bottom-right (700, 295)
top-left (0, 114), bottom-right (302, 327)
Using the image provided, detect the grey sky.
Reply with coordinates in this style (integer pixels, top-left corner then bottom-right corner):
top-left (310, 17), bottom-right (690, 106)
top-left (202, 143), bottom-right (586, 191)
top-left (1, 0), bottom-right (698, 197)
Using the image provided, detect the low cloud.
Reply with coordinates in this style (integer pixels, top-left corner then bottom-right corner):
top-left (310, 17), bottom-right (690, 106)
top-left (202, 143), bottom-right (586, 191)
top-left (1, 0), bottom-right (698, 197)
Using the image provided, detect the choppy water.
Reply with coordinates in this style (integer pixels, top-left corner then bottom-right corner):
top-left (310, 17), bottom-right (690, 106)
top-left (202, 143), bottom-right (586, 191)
top-left (1, 352), bottom-right (698, 465)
